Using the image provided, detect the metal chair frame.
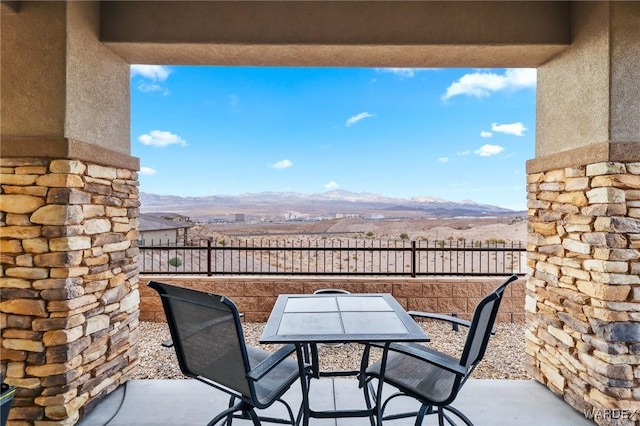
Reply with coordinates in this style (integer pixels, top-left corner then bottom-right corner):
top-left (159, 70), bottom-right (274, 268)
top-left (148, 281), bottom-right (301, 426)
top-left (362, 275), bottom-right (519, 426)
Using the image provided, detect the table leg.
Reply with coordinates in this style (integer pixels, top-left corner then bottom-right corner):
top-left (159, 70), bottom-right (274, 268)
top-left (374, 342), bottom-right (391, 426)
top-left (295, 344), bottom-right (310, 426)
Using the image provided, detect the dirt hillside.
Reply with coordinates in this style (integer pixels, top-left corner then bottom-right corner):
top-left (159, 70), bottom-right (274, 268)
top-left (188, 216), bottom-right (527, 244)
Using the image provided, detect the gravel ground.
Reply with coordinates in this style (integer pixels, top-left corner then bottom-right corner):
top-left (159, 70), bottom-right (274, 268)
top-left (135, 321), bottom-right (530, 380)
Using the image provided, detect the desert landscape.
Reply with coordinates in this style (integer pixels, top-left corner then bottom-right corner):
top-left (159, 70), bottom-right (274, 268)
top-left (187, 215), bottom-right (528, 243)
top-left (141, 190), bottom-right (528, 244)
top-left (139, 215), bottom-right (528, 276)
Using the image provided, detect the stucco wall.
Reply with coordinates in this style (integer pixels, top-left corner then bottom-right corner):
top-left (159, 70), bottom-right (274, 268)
top-left (66, 2), bottom-right (131, 154)
top-left (139, 230), bottom-right (178, 246)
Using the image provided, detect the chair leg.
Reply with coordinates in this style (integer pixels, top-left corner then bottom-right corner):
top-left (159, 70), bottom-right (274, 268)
top-left (274, 397), bottom-right (296, 425)
top-left (440, 405), bottom-right (473, 426)
top-left (226, 396), bottom-right (236, 425)
top-left (362, 378), bottom-right (374, 410)
top-left (414, 404), bottom-right (429, 426)
top-left (207, 402), bottom-right (245, 426)
top-left (246, 408), bottom-right (261, 426)
top-left (362, 381), bottom-right (376, 426)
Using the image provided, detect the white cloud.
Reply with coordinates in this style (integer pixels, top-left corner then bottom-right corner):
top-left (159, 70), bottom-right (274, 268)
top-left (271, 159), bottom-right (293, 170)
top-left (136, 82), bottom-right (169, 95)
top-left (491, 122), bottom-right (527, 136)
top-left (456, 150), bottom-right (471, 156)
top-left (139, 166), bottom-right (157, 176)
top-left (376, 68), bottom-right (416, 78)
top-left (475, 144), bottom-right (504, 157)
top-left (480, 131), bottom-right (493, 138)
top-left (442, 68), bottom-right (536, 100)
top-left (130, 65), bottom-right (171, 82)
top-left (505, 68), bottom-right (537, 87)
top-left (438, 157), bottom-right (449, 163)
top-left (375, 68), bottom-right (440, 78)
top-left (131, 65), bottom-right (171, 94)
top-left (324, 181), bottom-right (340, 190)
top-left (138, 130), bottom-right (187, 148)
top-left (345, 112), bottom-right (375, 127)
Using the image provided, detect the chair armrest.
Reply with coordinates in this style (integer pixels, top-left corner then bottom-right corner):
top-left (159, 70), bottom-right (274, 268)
top-left (408, 312), bottom-right (497, 335)
top-left (408, 312), bottom-right (472, 329)
top-left (247, 344), bottom-right (296, 382)
top-left (386, 342), bottom-right (467, 377)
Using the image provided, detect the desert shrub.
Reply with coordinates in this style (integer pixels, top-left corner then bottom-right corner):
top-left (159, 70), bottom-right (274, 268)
top-left (168, 257), bottom-right (182, 268)
top-left (366, 231), bottom-right (374, 237)
top-left (487, 238), bottom-right (506, 245)
top-left (399, 233), bottom-right (409, 240)
top-left (218, 239), bottom-right (226, 246)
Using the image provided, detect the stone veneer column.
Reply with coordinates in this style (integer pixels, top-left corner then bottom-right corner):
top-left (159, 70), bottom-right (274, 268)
top-left (525, 161), bottom-right (640, 422)
top-left (528, 3), bottom-right (640, 423)
top-left (0, 157), bottom-right (140, 425)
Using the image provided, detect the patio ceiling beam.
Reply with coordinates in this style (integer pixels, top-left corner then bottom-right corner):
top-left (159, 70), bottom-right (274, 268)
top-left (100, 1), bottom-right (571, 68)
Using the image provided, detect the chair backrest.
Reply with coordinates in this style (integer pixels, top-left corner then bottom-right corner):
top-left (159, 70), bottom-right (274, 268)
top-left (459, 275), bottom-right (518, 371)
top-left (148, 281), bottom-right (254, 399)
top-left (313, 288), bottom-right (351, 295)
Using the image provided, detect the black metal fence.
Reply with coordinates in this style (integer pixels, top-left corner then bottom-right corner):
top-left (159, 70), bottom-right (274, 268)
top-left (138, 238), bottom-right (526, 277)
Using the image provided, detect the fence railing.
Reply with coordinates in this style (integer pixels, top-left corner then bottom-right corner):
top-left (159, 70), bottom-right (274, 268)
top-left (138, 238), bottom-right (526, 277)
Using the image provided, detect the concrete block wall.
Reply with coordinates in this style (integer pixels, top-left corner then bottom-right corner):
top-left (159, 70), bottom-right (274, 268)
top-left (138, 275), bottom-right (525, 323)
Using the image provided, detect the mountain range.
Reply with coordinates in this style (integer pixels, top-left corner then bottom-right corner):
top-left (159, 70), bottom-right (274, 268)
top-left (140, 190), bottom-right (521, 221)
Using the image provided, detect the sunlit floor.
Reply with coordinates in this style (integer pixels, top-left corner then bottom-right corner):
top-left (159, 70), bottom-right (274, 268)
top-left (78, 379), bottom-right (594, 426)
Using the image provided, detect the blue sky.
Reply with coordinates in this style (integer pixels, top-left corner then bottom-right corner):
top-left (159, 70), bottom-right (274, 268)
top-left (130, 66), bottom-right (536, 211)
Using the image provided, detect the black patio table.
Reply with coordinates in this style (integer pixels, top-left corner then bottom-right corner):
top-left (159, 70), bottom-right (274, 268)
top-left (260, 293), bottom-right (430, 425)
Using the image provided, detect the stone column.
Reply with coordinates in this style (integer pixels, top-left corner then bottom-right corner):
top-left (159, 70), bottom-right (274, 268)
top-left (526, 2), bottom-right (640, 424)
top-left (1, 158), bottom-right (140, 425)
top-left (1, 3), bottom-right (140, 425)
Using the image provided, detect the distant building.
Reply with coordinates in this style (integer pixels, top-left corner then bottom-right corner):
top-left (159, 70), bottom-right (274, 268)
top-left (139, 214), bottom-right (192, 246)
top-left (208, 213), bottom-right (245, 223)
top-left (143, 212), bottom-right (191, 223)
top-left (284, 211), bottom-right (308, 220)
top-left (335, 213), bottom-right (360, 219)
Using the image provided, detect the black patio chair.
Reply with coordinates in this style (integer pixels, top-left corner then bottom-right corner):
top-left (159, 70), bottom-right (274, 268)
top-left (363, 274), bottom-right (519, 426)
top-left (148, 281), bottom-right (301, 426)
top-left (313, 288), bottom-right (351, 348)
top-left (161, 312), bottom-right (244, 348)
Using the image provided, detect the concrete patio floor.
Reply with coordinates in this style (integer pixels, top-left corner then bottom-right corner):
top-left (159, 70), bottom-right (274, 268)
top-left (78, 379), bottom-right (595, 426)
